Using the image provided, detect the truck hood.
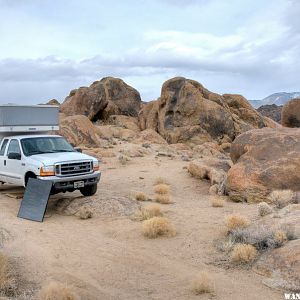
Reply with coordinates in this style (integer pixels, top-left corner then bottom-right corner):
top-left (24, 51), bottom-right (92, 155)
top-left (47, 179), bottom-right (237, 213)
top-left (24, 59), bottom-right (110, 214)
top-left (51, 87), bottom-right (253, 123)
top-left (29, 152), bottom-right (96, 166)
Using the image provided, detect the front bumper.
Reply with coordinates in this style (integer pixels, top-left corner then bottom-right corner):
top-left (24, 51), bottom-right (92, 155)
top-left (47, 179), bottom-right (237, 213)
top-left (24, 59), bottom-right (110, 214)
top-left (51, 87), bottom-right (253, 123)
top-left (37, 171), bottom-right (101, 191)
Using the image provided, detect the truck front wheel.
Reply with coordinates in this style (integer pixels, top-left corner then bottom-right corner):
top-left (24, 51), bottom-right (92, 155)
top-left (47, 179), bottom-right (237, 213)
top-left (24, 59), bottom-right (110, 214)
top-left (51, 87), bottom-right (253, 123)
top-left (80, 184), bottom-right (97, 196)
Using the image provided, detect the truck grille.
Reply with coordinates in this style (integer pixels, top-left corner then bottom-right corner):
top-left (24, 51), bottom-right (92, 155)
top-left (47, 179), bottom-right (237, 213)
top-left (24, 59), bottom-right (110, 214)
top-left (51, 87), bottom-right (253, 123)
top-left (55, 161), bottom-right (93, 176)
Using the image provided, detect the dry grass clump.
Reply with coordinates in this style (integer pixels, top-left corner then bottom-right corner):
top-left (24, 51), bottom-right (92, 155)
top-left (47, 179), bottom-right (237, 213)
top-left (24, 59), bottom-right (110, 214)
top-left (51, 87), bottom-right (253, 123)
top-left (225, 214), bottom-right (250, 232)
top-left (231, 244), bottom-right (257, 263)
top-left (153, 184), bottom-right (170, 195)
top-left (78, 207), bottom-right (93, 220)
top-left (140, 204), bottom-right (163, 220)
top-left (268, 189), bottom-right (294, 208)
top-left (118, 154), bottom-right (130, 165)
top-left (154, 194), bottom-right (171, 204)
top-left (0, 253), bottom-right (15, 296)
top-left (258, 202), bottom-right (272, 217)
top-left (274, 230), bottom-right (287, 245)
top-left (187, 162), bottom-right (207, 179)
top-left (38, 282), bottom-right (79, 300)
top-left (210, 196), bottom-right (225, 207)
top-left (153, 177), bottom-right (169, 186)
top-left (142, 217), bottom-right (176, 238)
top-left (135, 192), bottom-right (147, 202)
top-left (0, 253), bottom-right (9, 292)
top-left (191, 271), bottom-right (214, 295)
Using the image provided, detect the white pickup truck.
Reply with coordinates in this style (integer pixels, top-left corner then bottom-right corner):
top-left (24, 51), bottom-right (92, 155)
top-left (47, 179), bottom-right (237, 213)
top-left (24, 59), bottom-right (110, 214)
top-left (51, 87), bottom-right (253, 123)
top-left (0, 134), bottom-right (101, 196)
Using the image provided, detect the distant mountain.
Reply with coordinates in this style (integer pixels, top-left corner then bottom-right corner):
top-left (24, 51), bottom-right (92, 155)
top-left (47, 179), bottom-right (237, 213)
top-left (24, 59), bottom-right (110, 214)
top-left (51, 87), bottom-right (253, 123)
top-left (249, 92), bottom-right (300, 108)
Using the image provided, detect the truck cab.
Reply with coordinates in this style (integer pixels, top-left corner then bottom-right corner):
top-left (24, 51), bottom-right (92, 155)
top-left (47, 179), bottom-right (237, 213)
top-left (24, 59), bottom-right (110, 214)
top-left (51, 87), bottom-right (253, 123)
top-left (0, 134), bottom-right (101, 196)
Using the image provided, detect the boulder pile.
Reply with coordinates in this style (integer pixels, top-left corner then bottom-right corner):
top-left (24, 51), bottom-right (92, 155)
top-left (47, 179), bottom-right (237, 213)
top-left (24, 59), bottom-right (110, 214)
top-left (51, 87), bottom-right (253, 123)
top-left (60, 77), bottom-right (142, 121)
top-left (227, 127), bottom-right (300, 202)
top-left (139, 77), bottom-right (272, 144)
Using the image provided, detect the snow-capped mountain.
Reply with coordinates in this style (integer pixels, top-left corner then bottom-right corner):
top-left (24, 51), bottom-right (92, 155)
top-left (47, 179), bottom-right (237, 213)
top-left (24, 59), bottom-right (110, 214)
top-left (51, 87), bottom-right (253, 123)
top-left (249, 92), bottom-right (300, 108)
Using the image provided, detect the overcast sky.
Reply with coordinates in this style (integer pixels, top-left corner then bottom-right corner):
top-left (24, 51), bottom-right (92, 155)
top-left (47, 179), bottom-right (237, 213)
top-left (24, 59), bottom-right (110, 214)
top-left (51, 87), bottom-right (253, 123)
top-left (0, 0), bottom-right (299, 104)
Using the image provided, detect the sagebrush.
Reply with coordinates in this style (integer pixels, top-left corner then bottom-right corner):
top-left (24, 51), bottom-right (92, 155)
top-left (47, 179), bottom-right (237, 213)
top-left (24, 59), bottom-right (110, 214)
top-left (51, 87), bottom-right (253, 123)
top-left (258, 202), bottom-right (272, 217)
top-left (268, 190), bottom-right (294, 208)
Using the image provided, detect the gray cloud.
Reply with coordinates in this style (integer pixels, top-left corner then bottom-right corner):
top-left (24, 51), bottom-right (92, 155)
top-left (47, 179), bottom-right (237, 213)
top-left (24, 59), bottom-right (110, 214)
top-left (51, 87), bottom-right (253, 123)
top-left (0, 0), bottom-right (299, 104)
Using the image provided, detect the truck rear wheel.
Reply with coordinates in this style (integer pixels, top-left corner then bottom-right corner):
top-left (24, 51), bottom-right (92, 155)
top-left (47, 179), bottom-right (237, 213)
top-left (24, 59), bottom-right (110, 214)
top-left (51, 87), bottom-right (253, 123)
top-left (80, 184), bottom-right (97, 196)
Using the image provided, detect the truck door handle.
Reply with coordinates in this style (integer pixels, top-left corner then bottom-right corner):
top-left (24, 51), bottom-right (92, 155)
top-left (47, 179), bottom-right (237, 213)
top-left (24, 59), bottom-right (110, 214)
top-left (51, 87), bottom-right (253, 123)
top-left (4, 160), bottom-right (6, 166)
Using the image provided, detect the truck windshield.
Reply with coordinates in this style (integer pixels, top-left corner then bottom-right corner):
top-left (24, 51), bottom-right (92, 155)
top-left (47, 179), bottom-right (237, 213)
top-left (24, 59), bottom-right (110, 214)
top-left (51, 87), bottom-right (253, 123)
top-left (21, 137), bottom-right (75, 156)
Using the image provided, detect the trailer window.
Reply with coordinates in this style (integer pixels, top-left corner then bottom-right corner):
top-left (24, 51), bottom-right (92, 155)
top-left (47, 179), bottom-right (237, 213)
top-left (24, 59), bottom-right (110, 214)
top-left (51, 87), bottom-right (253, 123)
top-left (0, 139), bottom-right (8, 156)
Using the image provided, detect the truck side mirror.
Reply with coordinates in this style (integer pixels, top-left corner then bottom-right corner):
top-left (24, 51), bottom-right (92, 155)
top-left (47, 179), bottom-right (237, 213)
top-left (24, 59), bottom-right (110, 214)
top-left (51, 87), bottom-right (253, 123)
top-left (8, 152), bottom-right (21, 160)
top-left (75, 147), bottom-right (82, 153)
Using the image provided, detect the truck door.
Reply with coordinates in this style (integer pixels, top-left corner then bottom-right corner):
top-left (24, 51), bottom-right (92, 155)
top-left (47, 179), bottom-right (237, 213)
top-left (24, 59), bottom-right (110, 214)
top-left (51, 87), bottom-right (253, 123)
top-left (4, 139), bottom-right (24, 185)
top-left (0, 139), bottom-right (9, 183)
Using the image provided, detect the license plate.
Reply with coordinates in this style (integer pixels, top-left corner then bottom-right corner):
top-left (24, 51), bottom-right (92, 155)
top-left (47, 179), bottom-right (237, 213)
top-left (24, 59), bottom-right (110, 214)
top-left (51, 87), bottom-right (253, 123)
top-left (74, 181), bottom-right (84, 188)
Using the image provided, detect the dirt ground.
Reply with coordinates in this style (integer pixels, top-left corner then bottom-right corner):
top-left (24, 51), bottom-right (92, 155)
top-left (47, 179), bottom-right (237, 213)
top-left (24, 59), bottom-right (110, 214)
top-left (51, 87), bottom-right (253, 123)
top-left (0, 152), bottom-right (284, 300)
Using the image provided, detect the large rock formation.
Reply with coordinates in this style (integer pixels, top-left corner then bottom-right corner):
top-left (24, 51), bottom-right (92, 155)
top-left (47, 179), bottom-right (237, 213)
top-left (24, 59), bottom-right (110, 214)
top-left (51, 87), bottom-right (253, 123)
top-left (59, 114), bottom-right (101, 147)
top-left (281, 98), bottom-right (300, 127)
top-left (139, 77), bottom-right (270, 144)
top-left (227, 127), bottom-right (300, 202)
top-left (257, 104), bottom-right (282, 123)
top-left (255, 239), bottom-right (300, 291)
top-left (60, 77), bottom-right (142, 121)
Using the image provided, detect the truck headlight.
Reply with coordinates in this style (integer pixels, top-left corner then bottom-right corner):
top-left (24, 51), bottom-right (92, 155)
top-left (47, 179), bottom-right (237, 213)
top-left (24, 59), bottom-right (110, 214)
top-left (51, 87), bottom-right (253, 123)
top-left (93, 160), bottom-right (99, 171)
top-left (40, 165), bottom-right (55, 176)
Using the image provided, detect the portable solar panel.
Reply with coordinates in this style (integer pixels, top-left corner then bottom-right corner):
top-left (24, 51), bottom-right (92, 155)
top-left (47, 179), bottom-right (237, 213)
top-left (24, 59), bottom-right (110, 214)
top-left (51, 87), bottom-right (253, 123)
top-left (18, 178), bottom-right (53, 222)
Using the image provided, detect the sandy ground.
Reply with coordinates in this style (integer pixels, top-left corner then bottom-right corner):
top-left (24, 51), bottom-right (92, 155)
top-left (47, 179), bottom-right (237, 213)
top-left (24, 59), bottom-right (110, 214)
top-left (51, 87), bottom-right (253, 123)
top-left (0, 152), bottom-right (283, 300)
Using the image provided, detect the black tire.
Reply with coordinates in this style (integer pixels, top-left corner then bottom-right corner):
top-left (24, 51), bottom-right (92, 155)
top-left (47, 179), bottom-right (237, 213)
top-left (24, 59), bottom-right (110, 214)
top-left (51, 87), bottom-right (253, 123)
top-left (80, 184), bottom-right (97, 196)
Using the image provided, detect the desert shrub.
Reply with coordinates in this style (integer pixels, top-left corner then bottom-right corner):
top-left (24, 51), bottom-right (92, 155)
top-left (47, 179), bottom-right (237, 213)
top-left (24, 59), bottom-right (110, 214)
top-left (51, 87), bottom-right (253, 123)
top-left (135, 192), bottom-right (147, 201)
top-left (78, 207), bottom-right (93, 220)
top-left (140, 204), bottom-right (163, 220)
top-left (191, 271), bottom-right (214, 295)
top-left (153, 184), bottom-right (170, 195)
top-left (187, 163), bottom-right (207, 179)
top-left (216, 236), bottom-right (235, 253)
top-left (268, 190), bottom-right (294, 208)
top-left (38, 282), bottom-right (79, 300)
top-left (258, 202), bottom-right (272, 217)
top-left (0, 253), bottom-right (15, 296)
top-left (118, 154), bottom-right (130, 165)
top-left (230, 224), bottom-right (291, 251)
top-left (231, 244), bottom-right (257, 263)
top-left (142, 217), bottom-right (176, 238)
top-left (154, 194), bottom-right (171, 204)
top-left (225, 214), bottom-right (250, 232)
top-left (153, 177), bottom-right (169, 185)
top-left (274, 230), bottom-right (287, 245)
top-left (210, 196), bottom-right (225, 207)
